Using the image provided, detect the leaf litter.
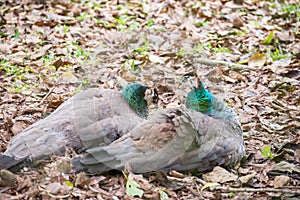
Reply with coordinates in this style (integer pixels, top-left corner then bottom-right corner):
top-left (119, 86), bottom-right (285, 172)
top-left (0, 0), bottom-right (299, 199)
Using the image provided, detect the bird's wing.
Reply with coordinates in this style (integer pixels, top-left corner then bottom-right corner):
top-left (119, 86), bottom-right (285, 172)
top-left (72, 107), bottom-right (201, 174)
top-left (73, 106), bottom-right (245, 174)
top-left (167, 109), bottom-right (245, 172)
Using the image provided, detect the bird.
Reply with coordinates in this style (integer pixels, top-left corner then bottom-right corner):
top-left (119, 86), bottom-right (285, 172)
top-left (71, 79), bottom-right (245, 174)
top-left (0, 83), bottom-right (158, 170)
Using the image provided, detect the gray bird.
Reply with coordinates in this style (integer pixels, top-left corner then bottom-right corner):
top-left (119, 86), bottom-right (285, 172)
top-left (72, 79), bottom-right (245, 174)
top-left (0, 83), bottom-right (158, 170)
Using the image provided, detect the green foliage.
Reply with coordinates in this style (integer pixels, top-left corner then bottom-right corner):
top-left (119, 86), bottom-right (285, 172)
top-left (61, 42), bottom-right (89, 62)
top-left (236, 30), bottom-right (247, 35)
top-left (262, 31), bottom-right (274, 45)
top-left (126, 179), bottom-right (144, 198)
top-left (65, 180), bottom-right (74, 187)
top-left (248, 21), bottom-right (260, 28)
top-left (10, 83), bottom-right (32, 95)
top-left (123, 172), bottom-right (144, 198)
top-left (261, 145), bottom-right (274, 159)
top-left (176, 48), bottom-right (186, 57)
top-left (0, 60), bottom-right (23, 76)
top-left (54, 25), bottom-right (70, 37)
top-left (95, 20), bottom-right (116, 28)
top-left (201, 182), bottom-right (220, 191)
top-left (268, 48), bottom-right (292, 61)
top-left (281, 3), bottom-right (300, 17)
top-left (213, 46), bottom-right (232, 53)
top-left (13, 29), bottom-right (21, 39)
top-left (114, 15), bottom-right (135, 31)
top-left (0, 31), bottom-right (8, 38)
top-left (129, 59), bottom-right (141, 75)
top-left (132, 38), bottom-right (149, 54)
top-left (228, 192), bottom-right (235, 198)
top-left (159, 189), bottom-right (169, 200)
top-left (147, 19), bottom-right (154, 27)
top-left (76, 12), bottom-right (88, 21)
top-left (195, 20), bottom-right (211, 27)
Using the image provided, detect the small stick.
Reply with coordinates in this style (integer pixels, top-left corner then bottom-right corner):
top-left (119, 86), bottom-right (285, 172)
top-left (193, 177), bottom-right (300, 194)
top-left (168, 176), bottom-right (300, 194)
top-left (197, 58), bottom-right (250, 70)
top-left (38, 87), bottom-right (54, 107)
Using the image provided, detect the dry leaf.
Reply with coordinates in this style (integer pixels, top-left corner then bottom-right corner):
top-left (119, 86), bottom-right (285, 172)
top-left (248, 53), bottom-right (266, 68)
top-left (239, 172), bottom-right (256, 184)
top-left (0, 170), bottom-right (17, 187)
top-left (148, 54), bottom-right (165, 64)
top-left (273, 175), bottom-right (290, 188)
top-left (202, 166), bottom-right (238, 183)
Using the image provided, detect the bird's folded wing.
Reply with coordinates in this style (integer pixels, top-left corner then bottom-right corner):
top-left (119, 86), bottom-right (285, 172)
top-left (73, 108), bottom-right (202, 173)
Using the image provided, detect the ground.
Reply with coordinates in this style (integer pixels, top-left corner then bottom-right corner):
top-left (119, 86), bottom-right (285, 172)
top-left (0, 0), bottom-right (299, 199)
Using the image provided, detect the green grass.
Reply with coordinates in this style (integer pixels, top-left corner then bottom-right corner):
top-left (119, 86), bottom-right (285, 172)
top-left (0, 60), bottom-right (23, 76)
top-left (54, 25), bottom-right (70, 37)
top-left (132, 37), bottom-right (149, 55)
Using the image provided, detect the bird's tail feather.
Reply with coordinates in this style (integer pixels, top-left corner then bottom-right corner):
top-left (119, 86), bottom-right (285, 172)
top-left (0, 155), bottom-right (24, 170)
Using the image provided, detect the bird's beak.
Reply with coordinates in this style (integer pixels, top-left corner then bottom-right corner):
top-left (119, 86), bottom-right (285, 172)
top-left (144, 87), bottom-right (159, 108)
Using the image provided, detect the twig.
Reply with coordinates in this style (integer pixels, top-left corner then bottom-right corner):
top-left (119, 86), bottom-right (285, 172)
top-left (20, 108), bottom-right (44, 115)
top-left (211, 186), bottom-right (300, 194)
top-left (193, 177), bottom-right (300, 194)
top-left (38, 87), bottom-right (54, 107)
top-left (197, 58), bottom-right (250, 70)
top-left (168, 176), bottom-right (300, 194)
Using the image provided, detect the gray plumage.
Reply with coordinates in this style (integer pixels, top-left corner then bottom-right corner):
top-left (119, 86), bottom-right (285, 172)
top-left (0, 84), bottom-right (155, 170)
top-left (72, 106), bottom-right (245, 174)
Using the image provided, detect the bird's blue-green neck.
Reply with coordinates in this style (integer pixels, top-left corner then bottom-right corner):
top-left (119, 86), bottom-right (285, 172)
top-left (123, 83), bottom-right (149, 119)
top-left (186, 80), bottom-right (239, 124)
top-left (185, 81), bottom-right (213, 114)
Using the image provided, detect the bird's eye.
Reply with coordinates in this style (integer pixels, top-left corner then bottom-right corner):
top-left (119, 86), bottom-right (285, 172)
top-left (149, 87), bottom-right (159, 104)
top-left (152, 88), bottom-right (158, 99)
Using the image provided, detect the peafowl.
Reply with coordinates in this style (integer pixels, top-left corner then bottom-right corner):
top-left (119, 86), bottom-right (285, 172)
top-left (0, 83), bottom-right (158, 170)
top-left (72, 79), bottom-right (245, 174)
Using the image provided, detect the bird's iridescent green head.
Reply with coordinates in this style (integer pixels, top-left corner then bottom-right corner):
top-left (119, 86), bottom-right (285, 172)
top-left (185, 79), bottom-right (213, 114)
top-left (123, 83), bottom-right (157, 119)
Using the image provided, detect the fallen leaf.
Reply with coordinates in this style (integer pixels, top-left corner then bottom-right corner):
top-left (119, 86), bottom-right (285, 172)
top-left (276, 31), bottom-right (294, 42)
top-left (53, 59), bottom-right (73, 69)
top-left (75, 172), bottom-right (90, 187)
top-left (261, 145), bottom-right (274, 159)
top-left (232, 16), bottom-right (244, 28)
top-left (248, 53), bottom-right (266, 68)
top-left (159, 189), bottom-right (169, 200)
top-left (291, 42), bottom-right (300, 58)
top-left (56, 72), bottom-right (78, 84)
top-left (239, 172), bottom-right (256, 184)
top-left (47, 182), bottom-right (63, 194)
top-left (126, 179), bottom-right (144, 198)
top-left (148, 53), bottom-right (165, 64)
top-left (202, 166), bottom-right (238, 183)
top-left (272, 161), bottom-right (300, 173)
top-left (0, 169), bottom-right (17, 187)
top-left (57, 160), bottom-right (71, 174)
top-left (269, 58), bottom-right (292, 74)
top-left (273, 175), bottom-right (290, 188)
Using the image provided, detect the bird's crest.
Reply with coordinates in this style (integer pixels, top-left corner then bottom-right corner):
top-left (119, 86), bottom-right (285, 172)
top-left (185, 79), bottom-right (213, 114)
